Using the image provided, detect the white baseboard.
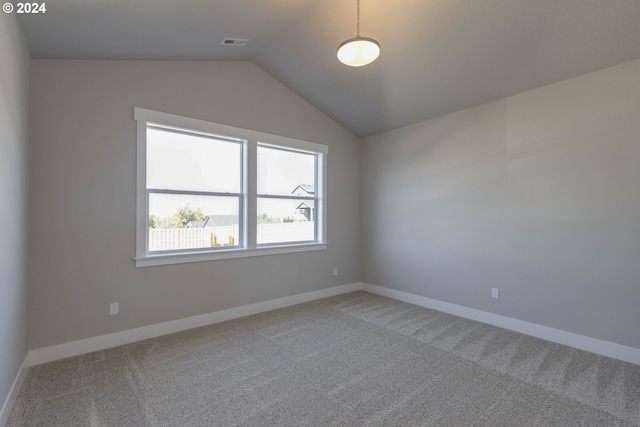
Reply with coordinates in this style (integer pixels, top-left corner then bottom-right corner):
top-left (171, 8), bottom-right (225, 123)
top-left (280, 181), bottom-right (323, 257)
top-left (26, 281), bottom-right (640, 368)
top-left (0, 355), bottom-right (29, 426)
top-left (362, 283), bottom-right (640, 365)
top-left (28, 283), bottom-right (361, 366)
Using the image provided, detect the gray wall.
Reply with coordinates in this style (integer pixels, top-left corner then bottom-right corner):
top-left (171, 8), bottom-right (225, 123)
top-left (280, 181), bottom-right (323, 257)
top-left (362, 58), bottom-right (640, 349)
top-left (0, 13), bottom-right (30, 410)
top-left (28, 60), bottom-right (361, 350)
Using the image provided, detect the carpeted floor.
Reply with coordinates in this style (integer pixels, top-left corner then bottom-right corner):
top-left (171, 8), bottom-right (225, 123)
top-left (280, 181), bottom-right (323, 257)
top-left (7, 291), bottom-right (640, 426)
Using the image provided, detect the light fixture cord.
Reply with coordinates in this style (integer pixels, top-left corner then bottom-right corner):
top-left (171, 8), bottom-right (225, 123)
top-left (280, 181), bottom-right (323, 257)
top-left (356, 0), bottom-right (360, 36)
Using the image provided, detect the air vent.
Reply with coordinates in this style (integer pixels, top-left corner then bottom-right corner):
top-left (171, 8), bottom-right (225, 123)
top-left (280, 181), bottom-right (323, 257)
top-left (221, 38), bottom-right (249, 46)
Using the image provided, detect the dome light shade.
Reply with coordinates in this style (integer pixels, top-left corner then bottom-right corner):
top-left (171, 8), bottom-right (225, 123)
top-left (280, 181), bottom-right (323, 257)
top-left (337, 0), bottom-right (380, 67)
top-left (337, 36), bottom-right (380, 67)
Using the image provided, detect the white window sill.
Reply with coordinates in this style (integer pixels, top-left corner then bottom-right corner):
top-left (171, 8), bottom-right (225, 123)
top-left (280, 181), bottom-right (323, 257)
top-left (134, 242), bottom-right (327, 267)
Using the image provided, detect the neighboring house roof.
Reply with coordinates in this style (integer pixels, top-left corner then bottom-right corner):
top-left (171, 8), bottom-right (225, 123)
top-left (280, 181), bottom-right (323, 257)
top-left (185, 220), bottom-right (206, 228)
top-left (292, 184), bottom-right (314, 196)
top-left (185, 216), bottom-right (219, 228)
top-left (209, 215), bottom-right (238, 227)
top-left (296, 201), bottom-right (315, 210)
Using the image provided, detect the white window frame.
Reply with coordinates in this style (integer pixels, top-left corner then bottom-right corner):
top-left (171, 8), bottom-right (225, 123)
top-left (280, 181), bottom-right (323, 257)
top-left (256, 143), bottom-right (319, 247)
top-left (134, 107), bottom-right (328, 267)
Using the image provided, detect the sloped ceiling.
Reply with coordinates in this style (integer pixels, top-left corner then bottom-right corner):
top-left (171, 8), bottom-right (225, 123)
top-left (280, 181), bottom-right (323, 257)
top-left (18, 0), bottom-right (640, 137)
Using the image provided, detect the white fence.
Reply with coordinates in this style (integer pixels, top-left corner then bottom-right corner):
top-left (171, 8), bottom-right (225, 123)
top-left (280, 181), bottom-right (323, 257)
top-left (149, 225), bottom-right (238, 251)
top-left (257, 222), bottom-right (314, 244)
top-left (149, 222), bottom-right (314, 251)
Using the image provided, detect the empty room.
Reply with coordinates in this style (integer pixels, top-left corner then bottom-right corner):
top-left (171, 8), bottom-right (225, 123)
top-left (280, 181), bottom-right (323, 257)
top-left (1, 0), bottom-right (640, 425)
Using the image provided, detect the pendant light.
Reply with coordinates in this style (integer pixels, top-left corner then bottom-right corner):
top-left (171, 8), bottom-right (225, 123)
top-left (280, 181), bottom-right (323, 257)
top-left (337, 0), bottom-right (380, 67)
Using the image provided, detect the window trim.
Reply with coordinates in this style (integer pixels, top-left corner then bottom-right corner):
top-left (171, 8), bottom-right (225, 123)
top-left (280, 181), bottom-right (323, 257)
top-left (134, 107), bottom-right (328, 267)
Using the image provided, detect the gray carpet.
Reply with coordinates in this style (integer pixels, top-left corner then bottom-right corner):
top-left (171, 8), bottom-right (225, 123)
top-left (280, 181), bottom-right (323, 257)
top-left (7, 291), bottom-right (640, 426)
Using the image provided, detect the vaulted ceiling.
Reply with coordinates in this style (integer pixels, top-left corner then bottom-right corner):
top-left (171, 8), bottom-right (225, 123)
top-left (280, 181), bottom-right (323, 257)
top-left (18, 0), bottom-right (640, 137)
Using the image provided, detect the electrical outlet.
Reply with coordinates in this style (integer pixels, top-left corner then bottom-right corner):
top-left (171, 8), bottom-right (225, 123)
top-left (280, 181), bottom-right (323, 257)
top-left (333, 268), bottom-right (338, 276)
top-left (491, 288), bottom-right (499, 299)
top-left (109, 302), bottom-right (119, 315)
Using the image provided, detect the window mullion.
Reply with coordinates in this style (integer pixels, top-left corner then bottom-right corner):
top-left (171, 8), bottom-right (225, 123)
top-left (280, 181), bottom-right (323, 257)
top-left (246, 139), bottom-right (257, 249)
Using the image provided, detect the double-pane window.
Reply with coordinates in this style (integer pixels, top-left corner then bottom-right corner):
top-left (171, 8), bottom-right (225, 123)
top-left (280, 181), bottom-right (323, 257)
top-left (135, 108), bottom-right (327, 267)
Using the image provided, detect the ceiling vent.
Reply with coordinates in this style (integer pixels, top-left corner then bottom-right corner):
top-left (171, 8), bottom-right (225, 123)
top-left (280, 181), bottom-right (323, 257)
top-left (221, 38), bottom-right (249, 46)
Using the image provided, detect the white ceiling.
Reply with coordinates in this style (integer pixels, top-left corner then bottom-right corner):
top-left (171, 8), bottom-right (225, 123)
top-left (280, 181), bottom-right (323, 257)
top-left (18, 0), bottom-right (640, 137)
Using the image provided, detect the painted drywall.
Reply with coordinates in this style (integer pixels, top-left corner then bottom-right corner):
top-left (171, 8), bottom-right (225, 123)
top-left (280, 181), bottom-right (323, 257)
top-left (0, 12), bottom-right (30, 416)
top-left (28, 60), bottom-right (360, 349)
top-left (362, 58), bottom-right (640, 349)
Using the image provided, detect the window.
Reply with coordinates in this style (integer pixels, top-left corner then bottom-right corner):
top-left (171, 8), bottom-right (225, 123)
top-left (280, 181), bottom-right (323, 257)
top-left (135, 108), bottom-right (327, 267)
top-left (146, 126), bottom-right (243, 252)
top-left (257, 145), bottom-right (317, 245)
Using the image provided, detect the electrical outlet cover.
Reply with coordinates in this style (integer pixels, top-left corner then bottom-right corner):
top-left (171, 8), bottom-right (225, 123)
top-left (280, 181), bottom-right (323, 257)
top-left (109, 302), bottom-right (119, 315)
